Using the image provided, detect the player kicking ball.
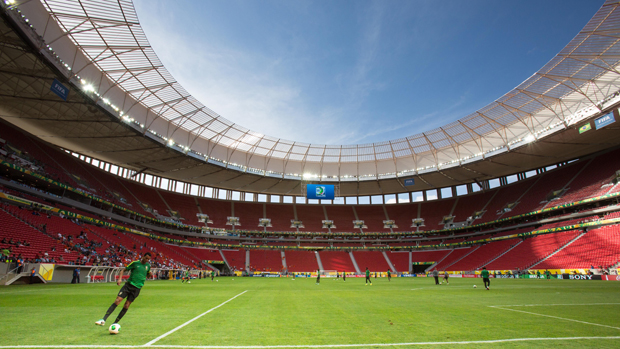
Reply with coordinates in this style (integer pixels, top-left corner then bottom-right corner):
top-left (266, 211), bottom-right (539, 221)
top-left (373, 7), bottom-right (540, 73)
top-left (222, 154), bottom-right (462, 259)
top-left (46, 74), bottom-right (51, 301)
top-left (95, 252), bottom-right (152, 329)
top-left (442, 270), bottom-right (449, 285)
top-left (481, 267), bottom-right (490, 290)
top-left (182, 269), bottom-right (190, 283)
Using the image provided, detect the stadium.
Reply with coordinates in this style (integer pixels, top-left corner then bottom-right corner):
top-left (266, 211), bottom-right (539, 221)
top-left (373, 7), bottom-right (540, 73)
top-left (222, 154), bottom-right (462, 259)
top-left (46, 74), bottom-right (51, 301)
top-left (1, 0), bottom-right (620, 348)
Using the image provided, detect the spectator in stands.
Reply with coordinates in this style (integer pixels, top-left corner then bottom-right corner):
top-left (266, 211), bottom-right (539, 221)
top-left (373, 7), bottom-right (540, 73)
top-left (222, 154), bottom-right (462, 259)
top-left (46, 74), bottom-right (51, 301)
top-left (16, 255), bottom-right (24, 273)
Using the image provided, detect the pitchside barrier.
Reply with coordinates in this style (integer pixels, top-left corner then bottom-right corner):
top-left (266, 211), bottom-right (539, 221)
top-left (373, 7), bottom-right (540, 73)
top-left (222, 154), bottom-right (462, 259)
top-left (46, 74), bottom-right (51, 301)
top-left (0, 264), bottom-right (196, 285)
top-left (425, 272), bottom-right (620, 280)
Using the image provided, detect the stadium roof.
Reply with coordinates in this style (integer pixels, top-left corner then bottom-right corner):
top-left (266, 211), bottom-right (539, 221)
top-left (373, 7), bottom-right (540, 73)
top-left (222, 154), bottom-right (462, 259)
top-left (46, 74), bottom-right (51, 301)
top-left (2, 0), bottom-right (620, 196)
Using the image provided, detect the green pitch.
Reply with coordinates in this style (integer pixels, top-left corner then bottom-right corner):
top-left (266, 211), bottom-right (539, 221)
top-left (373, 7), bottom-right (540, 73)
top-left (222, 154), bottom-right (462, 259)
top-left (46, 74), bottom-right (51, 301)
top-left (1, 277), bottom-right (620, 348)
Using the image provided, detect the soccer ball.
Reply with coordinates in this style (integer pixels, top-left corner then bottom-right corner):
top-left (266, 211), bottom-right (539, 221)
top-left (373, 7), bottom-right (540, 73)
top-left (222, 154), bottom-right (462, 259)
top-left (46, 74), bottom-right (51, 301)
top-left (232, 279), bottom-right (234, 281)
top-left (216, 280), bottom-right (219, 282)
top-left (473, 285), bottom-right (477, 288)
top-left (109, 323), bottom-right (121, 334)
top-left (188, 281), bottom-right (191, 284)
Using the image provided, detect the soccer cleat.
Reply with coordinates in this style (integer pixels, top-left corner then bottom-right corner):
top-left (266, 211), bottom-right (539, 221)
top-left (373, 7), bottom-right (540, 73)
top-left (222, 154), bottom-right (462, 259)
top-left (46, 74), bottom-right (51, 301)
top-left (95, 319), bottom-right (105, 326)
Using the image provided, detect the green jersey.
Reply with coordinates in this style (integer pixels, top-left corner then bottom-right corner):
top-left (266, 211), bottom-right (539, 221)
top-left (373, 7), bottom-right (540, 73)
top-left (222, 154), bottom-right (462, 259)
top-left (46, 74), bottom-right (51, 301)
top-left (481, 270), bottom-right (489, 279)
top-left (211, 271), bottom-right (215, 276)
top-left (125, 260), bottom-right (151, 289)
top-left (185, 270), bottom-right (190, 277)
top-left (365, 269), bottom-right (370, 277)
top-left (387, 270), bottom-right (391, 276)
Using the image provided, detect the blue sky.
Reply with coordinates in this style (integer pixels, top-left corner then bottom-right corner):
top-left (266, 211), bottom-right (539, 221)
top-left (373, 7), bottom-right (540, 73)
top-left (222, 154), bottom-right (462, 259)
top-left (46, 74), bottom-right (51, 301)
top-left (133, 0), bottom-right (603, 145)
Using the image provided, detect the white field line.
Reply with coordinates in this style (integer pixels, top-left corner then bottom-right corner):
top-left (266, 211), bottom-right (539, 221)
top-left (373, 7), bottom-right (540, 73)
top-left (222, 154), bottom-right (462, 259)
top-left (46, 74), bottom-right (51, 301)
top-left (489, 306), bottom-right (620, 331)
top-left (492, 303), bottom-right (620, 307)
top-left (0, 336), bottom-right (619, 348)
top-left (143, 290), bottom-right (248, 346)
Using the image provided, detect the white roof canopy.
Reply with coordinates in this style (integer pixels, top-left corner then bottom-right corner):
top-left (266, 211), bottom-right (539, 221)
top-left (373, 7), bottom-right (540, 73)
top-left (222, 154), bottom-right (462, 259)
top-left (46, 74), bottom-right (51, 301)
top-left (17, 0), bottom-right (620, 180)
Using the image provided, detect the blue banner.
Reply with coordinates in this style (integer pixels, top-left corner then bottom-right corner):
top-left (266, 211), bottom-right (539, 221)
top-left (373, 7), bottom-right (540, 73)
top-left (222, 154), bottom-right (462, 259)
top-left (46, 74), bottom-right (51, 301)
top-left (404, 178), bottom-right (415, 186)
top-left (306, 184), bottom-right (335, 200)
top-left (595, 112), bottom-right (615, 129)
top-left (50, 79), bottom-right (69, 101)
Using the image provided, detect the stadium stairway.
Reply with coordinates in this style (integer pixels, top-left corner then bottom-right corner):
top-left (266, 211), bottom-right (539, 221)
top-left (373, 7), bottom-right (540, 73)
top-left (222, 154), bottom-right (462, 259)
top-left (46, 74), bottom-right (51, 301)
top-left (177, 247), bottom-right (207, 267)
top-left (3, 271), bottom-right (46, 286)
top-left (528, 231), bottom-right (587, 270)
top-left (539, 160), bottom-right (594, 211)
top-left (218, 250), bottom-right (232, 270)
top-left (428, 249), bottom-right (454, 271)
top-left (382, 251), bottom-right (397, 273)
top-left (314, 251), bottom-right (324, 271)
top-left (281, 251), bottom-right (287, 271)
top-left (480, 240), bottom-right (523, 269)
top-left (348, 252), bottom-right (361, 273)
top-left (441, 245), bottom-right (480, 271)
top-left (449, 239), bottom-right (514, 271)
top-left (432, 247), bottom-right (475, 271)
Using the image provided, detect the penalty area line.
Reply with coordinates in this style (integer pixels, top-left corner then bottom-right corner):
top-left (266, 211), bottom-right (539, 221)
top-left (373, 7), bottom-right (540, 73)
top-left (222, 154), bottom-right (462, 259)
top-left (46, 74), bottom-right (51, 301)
top-left (489, 306), bottom-right (620, 331)
top-left (143, 290), bottom-right (248, 346)
top-left (0, 336), bottom-right (620, 348)
top-left (491, 303), bottom-right (620, 307)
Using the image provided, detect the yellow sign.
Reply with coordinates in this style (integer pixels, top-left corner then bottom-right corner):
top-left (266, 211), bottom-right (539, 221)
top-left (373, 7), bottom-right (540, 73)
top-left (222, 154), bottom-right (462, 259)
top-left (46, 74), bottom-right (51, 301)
top-left (38, 264), bottom-right (55, 281)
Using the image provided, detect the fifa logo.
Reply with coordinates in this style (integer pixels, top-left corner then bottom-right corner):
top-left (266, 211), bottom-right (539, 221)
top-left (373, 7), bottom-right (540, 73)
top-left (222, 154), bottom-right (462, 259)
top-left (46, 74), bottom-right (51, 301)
top-left (316, 186), bottom-right (326, 197)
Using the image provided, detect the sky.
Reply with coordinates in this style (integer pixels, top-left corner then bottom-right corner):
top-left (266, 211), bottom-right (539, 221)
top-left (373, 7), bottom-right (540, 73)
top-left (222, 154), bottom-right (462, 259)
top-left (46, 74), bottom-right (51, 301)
top-left (133, 0), bottom-right (604, 146)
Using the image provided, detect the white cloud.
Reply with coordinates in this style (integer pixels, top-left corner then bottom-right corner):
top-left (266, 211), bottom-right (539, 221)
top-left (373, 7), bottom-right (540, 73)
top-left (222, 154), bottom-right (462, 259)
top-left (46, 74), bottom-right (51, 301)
top-left (132, 0), bottom-right (470, 147)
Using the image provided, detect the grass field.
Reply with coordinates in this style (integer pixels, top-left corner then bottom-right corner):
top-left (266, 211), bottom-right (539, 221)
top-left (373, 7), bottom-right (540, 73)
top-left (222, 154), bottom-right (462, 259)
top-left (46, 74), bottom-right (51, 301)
top-left (1, 276), bottom-right (620, 348)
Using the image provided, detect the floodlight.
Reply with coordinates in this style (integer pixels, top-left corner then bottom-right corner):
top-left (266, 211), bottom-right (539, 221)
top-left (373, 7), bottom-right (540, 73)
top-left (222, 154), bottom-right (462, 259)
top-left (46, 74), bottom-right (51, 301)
top-left (383, 220), bottom-right (398, 229)
top-left (353, 220), bottom-right (367, 229)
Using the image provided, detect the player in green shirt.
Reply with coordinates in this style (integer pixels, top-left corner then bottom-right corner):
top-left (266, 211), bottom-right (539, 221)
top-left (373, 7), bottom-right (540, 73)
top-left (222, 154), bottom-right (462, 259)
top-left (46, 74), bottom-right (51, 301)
top-left (182, 269), bottom-right (190, 283)
top-left (211, 270), bottom-right (215, 281)
top-left (387, 270), bottom-right (391, 281)
top-left (96, 252), bottom-right (152, 327)
top-left (365, 267), bottom-right (372, 285)
top-left (481, 267), bottom-right (490, 290)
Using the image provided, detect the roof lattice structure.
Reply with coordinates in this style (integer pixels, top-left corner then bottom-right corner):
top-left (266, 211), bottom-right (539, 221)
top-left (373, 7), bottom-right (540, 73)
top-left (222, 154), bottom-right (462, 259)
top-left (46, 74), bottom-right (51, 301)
top-left (14, 0), bottom-right (620, 180)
